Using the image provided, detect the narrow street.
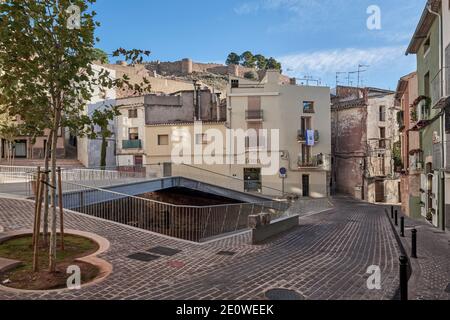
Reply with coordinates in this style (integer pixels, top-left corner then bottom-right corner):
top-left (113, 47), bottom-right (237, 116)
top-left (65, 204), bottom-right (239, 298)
top-left (0, 196), bottom-right (421, 300)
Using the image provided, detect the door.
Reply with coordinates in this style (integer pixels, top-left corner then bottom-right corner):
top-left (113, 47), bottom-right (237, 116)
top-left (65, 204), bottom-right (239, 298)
top-left (244, 168), bottom-right (261, 192)
top-left (163, 162), bottom-right (172, 177)
top-left (302, 175), bottom-right (310, 197)
top-left (375, 181), bottom-right (385, 203)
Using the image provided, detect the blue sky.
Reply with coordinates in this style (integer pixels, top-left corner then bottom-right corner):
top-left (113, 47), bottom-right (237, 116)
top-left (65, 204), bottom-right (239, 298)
top-left (93, 0), bottom-right (425, 90)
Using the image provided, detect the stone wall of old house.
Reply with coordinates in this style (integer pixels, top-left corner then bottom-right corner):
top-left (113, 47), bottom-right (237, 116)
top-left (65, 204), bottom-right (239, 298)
top-left (145, 90), bottom-right (223, 125)
top-left (102, 64), bottom-right (196, 99)
top-left (331, 105), bottom-right (367, 197)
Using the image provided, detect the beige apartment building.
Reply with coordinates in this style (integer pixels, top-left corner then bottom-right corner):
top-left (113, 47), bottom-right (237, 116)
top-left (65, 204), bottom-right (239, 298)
top-left (225, 70), bottom-right (332, 197)
top-left (140, 70), bottom-right (331, 198)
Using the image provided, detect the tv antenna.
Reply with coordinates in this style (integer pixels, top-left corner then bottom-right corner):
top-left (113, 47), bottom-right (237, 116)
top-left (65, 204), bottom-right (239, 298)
top-left (357, 64), bottom-right (370, 88)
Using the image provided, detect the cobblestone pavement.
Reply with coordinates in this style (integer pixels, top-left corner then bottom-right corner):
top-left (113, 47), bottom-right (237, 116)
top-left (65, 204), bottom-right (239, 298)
top-left (389, 209), bottom-right (450, 300)
top-left (0, 196), bottom-right (402, 300)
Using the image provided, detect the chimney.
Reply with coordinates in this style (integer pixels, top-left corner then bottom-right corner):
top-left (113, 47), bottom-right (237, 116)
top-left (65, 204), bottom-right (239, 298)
top-left (266, 69), bottom-right (280, 84)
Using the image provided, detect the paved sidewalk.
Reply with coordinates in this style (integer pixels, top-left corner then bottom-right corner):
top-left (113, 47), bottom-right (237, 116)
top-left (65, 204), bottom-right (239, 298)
top-left (0, 196), bottom-right (401, 300)
top-left (388, 209), bottom-right (450, 300)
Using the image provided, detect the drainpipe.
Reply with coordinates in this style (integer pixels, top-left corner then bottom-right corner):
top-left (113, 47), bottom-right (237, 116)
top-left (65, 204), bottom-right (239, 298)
top-left (427, 2), bottom-right (446, 230)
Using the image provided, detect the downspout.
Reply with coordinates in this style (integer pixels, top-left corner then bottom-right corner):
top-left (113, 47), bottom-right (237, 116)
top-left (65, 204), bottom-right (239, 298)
top-left (427, 2), bottom-right (446, 230)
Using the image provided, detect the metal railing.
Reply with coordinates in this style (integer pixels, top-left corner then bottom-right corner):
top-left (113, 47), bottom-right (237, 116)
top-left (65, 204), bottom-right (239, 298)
top-left (0, 166), bottom-right (152, 197)
top-left (297, 154), bottom-right (330, 169)
top-left (297, 130), bottom-right (319, 142)
top-left (245, 110), bottom-right (264, 121)
top-left (60, 181), bottom-right (290, 242)
top-left (122, 139), bottom-right (142, 149)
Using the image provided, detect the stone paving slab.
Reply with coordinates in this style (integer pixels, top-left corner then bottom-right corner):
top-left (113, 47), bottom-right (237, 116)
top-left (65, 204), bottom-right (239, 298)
top-left (0, 196), bottom-right (402, 300)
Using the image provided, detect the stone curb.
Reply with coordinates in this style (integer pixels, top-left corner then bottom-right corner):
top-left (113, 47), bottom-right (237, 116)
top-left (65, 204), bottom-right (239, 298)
top-left (0, 229), bottom-right (112, 294)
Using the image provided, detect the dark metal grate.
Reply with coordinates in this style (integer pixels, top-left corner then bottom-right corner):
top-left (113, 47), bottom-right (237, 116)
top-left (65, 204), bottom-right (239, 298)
top-left (128, 253), bottom-right (161, 262)
top-left (148, 246), bottom-right (182, 257)
top-left (265, 289), bottom-right (305, 301)
top-left (217, 251), bottom-right (236, 256)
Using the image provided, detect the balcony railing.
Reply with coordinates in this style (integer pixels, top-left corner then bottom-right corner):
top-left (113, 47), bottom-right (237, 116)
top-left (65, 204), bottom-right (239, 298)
top-left (246, 110), bottom-right (264, 121)
top-left (297, 130), bottom-right (319, 142)
top-left (122, 139), bottom-right (142, 149)
top-left (297, 154), bottom-right (330, 170)
top-left (431, 69), bottom-right (443, 107)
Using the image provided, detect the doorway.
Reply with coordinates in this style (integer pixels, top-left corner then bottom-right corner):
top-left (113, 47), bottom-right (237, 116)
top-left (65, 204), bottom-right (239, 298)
top-left (375, 181), bottom-right (385, 203)
top-left (302, 175), bottom-right (310, 197)
top-left (14, 140), bottom-right (27, 158)
top-left (244, 168), bottom-right (262, 192)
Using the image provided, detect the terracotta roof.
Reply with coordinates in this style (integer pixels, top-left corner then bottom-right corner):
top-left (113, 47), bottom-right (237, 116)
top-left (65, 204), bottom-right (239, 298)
top-left (406, 0), bottom-right (441, 55)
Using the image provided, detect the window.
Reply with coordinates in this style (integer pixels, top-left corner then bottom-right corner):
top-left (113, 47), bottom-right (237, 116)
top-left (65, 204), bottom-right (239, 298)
top-left (231, 79), bottom-right (239, 88)
top-left (128, 109), bottom-right (138, 119)
top-left (128, 128), bottom-right (139, 140)
top-left (246, 96), bottom-right (263, 120)
top-left (379, 127), bottom-right (386, 149)
top-left (379, 106), bottom-right (386, 122)
top-left (158, 135), bottom-right (169, 146)
top-left (424, 72), bottom-right (430, 97)
top-left (300, 117), bottom-right (312, 140)
top-left (424, 37), bottom-right (431, 55)
top-left (303, 101), bottom-right (315, 113)
top-left (195, 133), bottom-right (208, 145)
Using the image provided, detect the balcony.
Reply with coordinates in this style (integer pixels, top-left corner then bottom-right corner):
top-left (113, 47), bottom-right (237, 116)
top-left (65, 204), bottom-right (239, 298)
top-left (410, 97), bottom-right (431, 131)
top-left (122, 139), bottom-right (142, 149)
top-left (297, 130), bottom-right (319, 143)
top-left (246, 110), bottom-right (264, 121)
top-left (298, 154), bottom-right (330, 170)
top-left (431, 69), bottom-right (444, 108)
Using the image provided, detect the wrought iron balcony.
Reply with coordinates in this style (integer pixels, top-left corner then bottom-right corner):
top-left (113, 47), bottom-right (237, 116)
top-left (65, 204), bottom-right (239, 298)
top-left (122, 139), bottom-right (142, 149)
top-left (297, 154), bottom-right (330, 170)
top-left (246, 110), bottom-right (264, 121)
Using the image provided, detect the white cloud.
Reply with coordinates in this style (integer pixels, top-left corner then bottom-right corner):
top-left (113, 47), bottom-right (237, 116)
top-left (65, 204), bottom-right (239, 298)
top-left (234, 2), bottom-right (260, 15)
top-left (278, 46), bottom-right (406, 76)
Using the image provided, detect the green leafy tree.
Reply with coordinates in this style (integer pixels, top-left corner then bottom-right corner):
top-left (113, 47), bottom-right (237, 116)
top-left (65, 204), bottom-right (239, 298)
top-left (0, 0), bottom-right (151, 272)
top-left (244, 71), bottom-right (258, 80)
top-left (225, 52), bottom-right (240, 65)
top-left (93, 48), bottom-right (110, 64)
top-left (254, 54), bottom-right (267, 70)
top-left (266, 57), bottom-right (282, 71)
top-left (240, 51), bottom-right (256, 68)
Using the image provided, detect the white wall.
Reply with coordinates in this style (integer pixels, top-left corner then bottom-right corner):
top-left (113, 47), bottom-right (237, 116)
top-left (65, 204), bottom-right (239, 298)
top-left (77, 64), bottom-right (117, 168)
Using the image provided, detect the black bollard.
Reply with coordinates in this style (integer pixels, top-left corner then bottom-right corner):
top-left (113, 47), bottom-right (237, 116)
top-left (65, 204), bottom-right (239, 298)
top-left (411, 229), bottom-right (417, 259)
top-left (400, 217), bottom-right (405, 237)
top-left (391, 206), bottom-right (394, 219)
top-left (395, 210), bottom-right (398, 226)
top-left (399, 256), bottom-right (408, 300)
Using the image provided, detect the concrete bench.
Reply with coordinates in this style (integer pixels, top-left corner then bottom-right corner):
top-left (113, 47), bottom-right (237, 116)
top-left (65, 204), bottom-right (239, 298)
top-left (249, 214), bottom-right (299, 244)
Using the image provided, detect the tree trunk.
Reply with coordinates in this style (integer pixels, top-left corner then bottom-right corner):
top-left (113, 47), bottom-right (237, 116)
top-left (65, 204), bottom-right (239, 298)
top-left (42, 130), bottom-right (53, 246)
top-left (100, 131), bottom-right (107, 170)
top-left (49, 110), bottom-right (61, 273)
